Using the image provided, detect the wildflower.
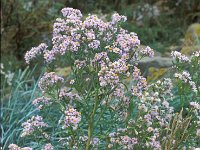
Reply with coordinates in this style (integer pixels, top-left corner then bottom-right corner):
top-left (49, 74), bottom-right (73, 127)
top-left (120, 135), bottom-right (138, 145)
top-left (88, 40), bottom-right (100, 49)
top-left (171, 51), bottom-right (190, 63)
top-left (140, 46), bottom-right (154, 57)
top-left (8, 144), bottom-right (20, 150)
top-left (189, 81), bottom-right (198, 93)
top-left (83, 15), bottom-right (109, 31)
top-left (113, 47), bottom-right (121, 54)
top-left (191, 50), bottom-right (200, 59)
top-left (148, 137), bottom-right (161, 150)
top-left (147, 127), bottom-right (154, 132)
top-left (108, 144), bottom-right (113, 148)
top-left (109, 132), bottom-right (116, 137)
top-left (63, 107), bottom-right (81, 130)
top-left (32, 96), bottom-right (52, 110)
top-left (113, 84), bottom-right (125, 98)
top-left (42, 143), bottom-right (54, 150)
top-left (190, 102), bottom-right (200, 110)
top-left (44, 50), bottom-right (56, 63)
top-left (38, 72), bottom-right (64, 93)
top-left (175, 71), bottom-right (197, 93)
top-left (98, 58), bottom-right (129, 87)
top-left (85, 29), bottom-right (95, 41)
top-left (162, 100), bottom-right (169, 108)
top-left (132, 66), bottom-right (141, 80)
top-left (162, 78), bottom-right (173, 95)
top-left (138, 103), bottom-right (148, 112)
top-left (132, 76), bottom-right (148, 97)
top-left (21, 115), bottom-right (48, 137)
top-left (90, 137), bottom-right (99, 146)
top-left (21, 7), bottom-right (164, 149)
top-left (116, 29), bottom-right (140, 53)
top-left (111, 13), bottom-right (127, 24)
top-left (74, 60), bottom-right (86, 69)
top-left (79, 135), bottom-right (88, 142)
top-left (8, 144), bottom-right (32, 150)
top-left (25, 43), bottom-right (48, 64)
top-left (61, 7), bottom-right (82, 19)
top-left (59, 88), bottom-right (80, 100)
top-left (93, 52), bottom-right (109, 63)
top-left (70, 79), bottom-right (75, 85)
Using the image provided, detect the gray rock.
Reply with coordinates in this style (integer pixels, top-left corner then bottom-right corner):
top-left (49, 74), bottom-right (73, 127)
top-left (138, 56), bottom-right (173, 73)
top-left (139, 56), bottom-right (173, 67)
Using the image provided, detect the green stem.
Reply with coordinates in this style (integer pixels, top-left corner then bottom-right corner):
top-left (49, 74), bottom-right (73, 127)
top-left (180, 85), bottom-right (185, 107)
top-left (85, 92), bottom-right (99, 150)
top-left (86, 120), bottom-right (93, 150)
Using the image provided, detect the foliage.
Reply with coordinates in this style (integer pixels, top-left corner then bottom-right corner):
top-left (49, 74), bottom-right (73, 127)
top-left (1, 67), bottom-right (41, 149)
top-left (1, 0), bottom-right (65, 65)
top-left (4, 8), bottom-right (200, 150)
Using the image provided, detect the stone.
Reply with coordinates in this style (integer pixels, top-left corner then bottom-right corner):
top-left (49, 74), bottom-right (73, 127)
top-left (138, 56), bottom-right (173, 73)
top-left (181, 23), bottom-right (200, 55)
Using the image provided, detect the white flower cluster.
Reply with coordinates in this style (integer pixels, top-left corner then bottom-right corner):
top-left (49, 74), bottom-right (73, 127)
top-left (140, 46), bottom-right (154, 57)
top-left (25, 43), bottom-right (48, 64)
top-left (0, 63), bottom-right (14, 86)
top-left (171, 51), bottom-right (190, 63)
top-left (42, 143), bottom-right (54, 150)
top-left (21, 115), bottom-right (48, 137)
top-left (174, 71), bottom-right (197, 93)
top-left (8, 144), bottom-right (32, 150)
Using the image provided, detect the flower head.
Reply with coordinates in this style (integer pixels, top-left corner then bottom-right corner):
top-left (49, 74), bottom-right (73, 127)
top-left (21, 115), bottom-right (48, 137)
top-left (63, 107), bottom-right (81, 130)
top-left (38, 72), bottom-right (64, 93)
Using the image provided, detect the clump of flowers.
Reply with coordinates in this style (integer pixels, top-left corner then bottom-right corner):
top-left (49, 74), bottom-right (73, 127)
top-left (171, 51), bottom-right (191, 63)
top-left (171, 50), bottom-right (199, 107)
top-left (62, 107), bottom-right (81, 130)
top-left (21, 115), bottom-right (48, 137)
top-left (32, 96), bottom-right (52, 110)
top-left (140, 46), bottom-right (154, 57)
top-left (61, 7), bottom-right (82, 19)
top-left (59, 88), bottom-right (80, 101)
top-left (10, 7), bottom-right (200, 149)
top-left (108, 131), bottom-right (138, 149)
top-left (98, 58), bottom-right (129, 87)
top-left (25, 43), bottom-right (48, 64)
top-left (131, 66), bottom-right (148, 97)
top-left (111, 13), bottom-right (127, 24)
top-left (190, 102), bottom-right (200, 111)
top-left (174, 71), bottom-right (197, 93)
top-left (38, 72), bottom-right (64, 93)
top-left (8, 144), bottom-right (32, 150)
top-left (42, 143), bottom-right (54, 150)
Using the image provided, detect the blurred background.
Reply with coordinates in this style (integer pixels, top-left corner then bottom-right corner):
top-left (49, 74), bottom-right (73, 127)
top-left (1, 0), bottom-right (200, 81)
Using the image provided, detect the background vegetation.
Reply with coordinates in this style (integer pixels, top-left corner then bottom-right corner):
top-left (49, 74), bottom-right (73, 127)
top-left (1, 0), bottom-right (200, 149)
top-left (1, 0), bottom-right (200, 69)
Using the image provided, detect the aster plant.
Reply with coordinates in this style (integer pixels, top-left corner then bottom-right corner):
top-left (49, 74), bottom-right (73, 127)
top-left (9, 8), bottom-right (199, 150)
